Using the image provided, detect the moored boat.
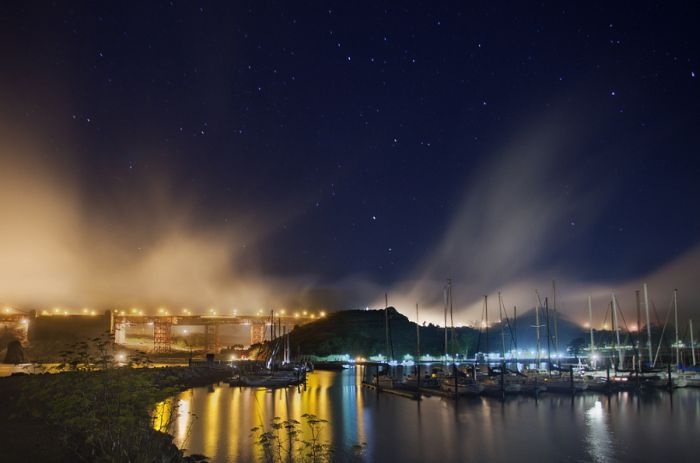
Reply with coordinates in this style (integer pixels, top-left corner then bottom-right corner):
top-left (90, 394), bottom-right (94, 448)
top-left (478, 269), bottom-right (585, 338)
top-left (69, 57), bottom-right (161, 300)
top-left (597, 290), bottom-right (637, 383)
top-left (440, 377), bottom-right (484, 396)
top-left (371, 374), bottom-right (394, 388)
top-left (541, 375), bottom-right (588, 393)
top-left (480, 377), bottom-right (522, 395)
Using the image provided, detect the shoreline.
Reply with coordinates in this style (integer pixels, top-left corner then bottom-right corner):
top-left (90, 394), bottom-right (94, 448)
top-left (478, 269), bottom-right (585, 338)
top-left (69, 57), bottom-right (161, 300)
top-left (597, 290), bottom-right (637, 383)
top-left (0, 365), bottom-right (234, 462)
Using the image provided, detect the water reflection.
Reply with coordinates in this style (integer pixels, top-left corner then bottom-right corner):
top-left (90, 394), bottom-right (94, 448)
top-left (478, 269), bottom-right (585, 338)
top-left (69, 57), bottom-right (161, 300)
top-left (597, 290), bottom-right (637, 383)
top-left (155, 369), bottom-right (699, 463)
top-left (585, 400), bottom-right (614, 463)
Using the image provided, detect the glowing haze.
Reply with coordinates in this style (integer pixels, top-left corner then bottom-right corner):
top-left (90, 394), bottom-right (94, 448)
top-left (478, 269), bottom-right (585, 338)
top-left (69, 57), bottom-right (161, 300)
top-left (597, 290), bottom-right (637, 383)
top-left (1, 3), bottom-right (699, 328)
top-left (0, 125), bottom-right (327, 312)
top-left (1, 113), bottom-right (698, 325)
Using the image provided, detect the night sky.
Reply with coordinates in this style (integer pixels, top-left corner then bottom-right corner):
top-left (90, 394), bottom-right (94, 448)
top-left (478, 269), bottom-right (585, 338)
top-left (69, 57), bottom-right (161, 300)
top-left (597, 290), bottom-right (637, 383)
top-left (1, 2), bottom-right (699, 323)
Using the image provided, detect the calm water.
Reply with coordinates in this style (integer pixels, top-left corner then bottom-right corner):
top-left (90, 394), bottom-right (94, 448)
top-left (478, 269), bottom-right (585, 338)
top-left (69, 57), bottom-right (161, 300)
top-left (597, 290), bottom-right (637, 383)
top-left (158, 368), bottom-right (699, 462)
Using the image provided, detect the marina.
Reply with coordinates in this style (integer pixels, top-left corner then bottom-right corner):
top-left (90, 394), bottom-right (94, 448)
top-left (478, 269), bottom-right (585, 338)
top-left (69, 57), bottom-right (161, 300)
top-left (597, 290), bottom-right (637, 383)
top-left (163, 368), bottom-right (700, 463)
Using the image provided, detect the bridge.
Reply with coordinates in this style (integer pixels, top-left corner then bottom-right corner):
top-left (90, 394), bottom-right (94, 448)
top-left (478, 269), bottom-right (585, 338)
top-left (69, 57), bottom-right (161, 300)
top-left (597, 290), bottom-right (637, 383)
top-left (1, 306), bottom-right (322, 354)
top-left (113, 311), bottom-right (322, 353)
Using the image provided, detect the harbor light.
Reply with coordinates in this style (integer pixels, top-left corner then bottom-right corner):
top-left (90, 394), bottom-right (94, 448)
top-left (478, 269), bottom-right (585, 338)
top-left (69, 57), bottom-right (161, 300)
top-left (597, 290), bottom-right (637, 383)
top-left (320, 311), bottom-right (326, 317)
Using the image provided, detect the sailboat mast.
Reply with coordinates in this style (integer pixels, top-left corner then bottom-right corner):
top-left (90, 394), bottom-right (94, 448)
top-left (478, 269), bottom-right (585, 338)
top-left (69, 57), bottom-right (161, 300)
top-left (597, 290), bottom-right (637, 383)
top-left (385, 293), bottom-right (390, 362)
top-left (485, 295), bottom-right (489, 362)
top-left (544, 297), bottom-right (552, 370)
top-left (635, 290), bottom-right (642, 363)
top-left (416, 303), bottom-right (421, 387)
top-left (282, 326), bottom-right (287, 363)
top-left (444, 285), bottom-right (448, 362)
top-left (612, 293), bottom-right (623, 370)
top-left (449, 279), bottom-right (455, 359)
top-left (552, 280), bottom-right (559, 355)
top-left (513, 306), bottom-right (518, 366)
top-left (644, 283), bottom-right (653, 364)
top-left (588, 295), bottom-right (595, 356)
top-left (499, 292), bottom-right (506, 361)
top-left (416, 304), bottom-right (421, 362)
top-left (534, 293), bottom-right (541, 365)
top-left (690, 319), bottom-right (696, 366)
top-left (673, 289), bottom-right (679, 366)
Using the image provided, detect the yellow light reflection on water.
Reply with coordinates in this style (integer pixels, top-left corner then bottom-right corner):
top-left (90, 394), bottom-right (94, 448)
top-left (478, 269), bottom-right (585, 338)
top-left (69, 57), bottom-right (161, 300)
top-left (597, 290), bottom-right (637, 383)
top-left (176, 391), bottom-right (192, 446)
top-left (153, 371), bottom-right (362, 462)
top-left (204, 385), bottom-right (223, 458)
top-left (152, 397), bottom-right (176, 433)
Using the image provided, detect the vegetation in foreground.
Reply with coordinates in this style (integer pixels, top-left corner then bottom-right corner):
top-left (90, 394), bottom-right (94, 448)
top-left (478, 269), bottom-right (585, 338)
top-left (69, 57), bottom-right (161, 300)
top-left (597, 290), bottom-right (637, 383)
top-left (251, 414), bottom-right (365, 463)
top-left (8, 335), bottom-right (207, 463)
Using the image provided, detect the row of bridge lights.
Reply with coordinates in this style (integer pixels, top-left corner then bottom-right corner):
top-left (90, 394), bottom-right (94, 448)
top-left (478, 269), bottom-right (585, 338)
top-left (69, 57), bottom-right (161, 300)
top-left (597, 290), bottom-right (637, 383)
top-left (13, 306), bottom-right (327, 319)
top-left (39, 307), bottom-right (98, 316)
top-left (114, 307), bottom-right (327, 319)
top-left (2, 307), bottom-right (29, 325)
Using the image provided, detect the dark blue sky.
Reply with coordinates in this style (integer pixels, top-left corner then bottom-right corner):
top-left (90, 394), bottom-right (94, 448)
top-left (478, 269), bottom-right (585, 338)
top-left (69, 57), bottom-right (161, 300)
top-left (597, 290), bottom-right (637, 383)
top-left (1, 2), bottom-right (699, 318)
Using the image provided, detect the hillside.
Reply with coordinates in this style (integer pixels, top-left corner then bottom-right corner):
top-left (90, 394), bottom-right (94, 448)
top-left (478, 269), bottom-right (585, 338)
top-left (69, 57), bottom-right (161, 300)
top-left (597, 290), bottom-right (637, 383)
top-left (285, 307), bottom-right (480, 359)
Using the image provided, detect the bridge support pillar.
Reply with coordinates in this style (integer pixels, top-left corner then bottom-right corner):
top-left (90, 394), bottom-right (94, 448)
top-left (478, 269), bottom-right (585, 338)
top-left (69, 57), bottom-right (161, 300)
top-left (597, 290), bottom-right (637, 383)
top-left (250, 323), bottom-right (265, 345)
top-left (153, 318), bottom-right (173, 353)
top-left (114, 322), bottom-right (127, 345)
top-left (204, 324), bottom-right (220, 353)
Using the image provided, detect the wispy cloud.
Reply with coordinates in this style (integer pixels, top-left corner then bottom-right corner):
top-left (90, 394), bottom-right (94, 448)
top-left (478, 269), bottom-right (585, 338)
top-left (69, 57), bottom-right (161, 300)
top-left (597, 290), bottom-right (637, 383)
top-left (385, 113), bottom-right (699, 326)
